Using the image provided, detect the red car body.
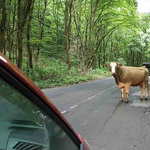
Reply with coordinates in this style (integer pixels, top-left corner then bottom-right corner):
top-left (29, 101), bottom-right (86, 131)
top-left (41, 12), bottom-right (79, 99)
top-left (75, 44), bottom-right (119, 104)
top-left (0, 52), bottom-right (91, 150)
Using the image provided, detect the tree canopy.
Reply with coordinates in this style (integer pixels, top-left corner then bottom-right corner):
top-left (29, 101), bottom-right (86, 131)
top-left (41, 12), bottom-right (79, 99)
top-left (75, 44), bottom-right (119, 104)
top-left (1, 0), bottom-right (150, 75)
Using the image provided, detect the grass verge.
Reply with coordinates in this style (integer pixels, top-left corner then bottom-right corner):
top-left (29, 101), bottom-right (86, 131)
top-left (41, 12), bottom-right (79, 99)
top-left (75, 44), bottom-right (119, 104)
top-left (25, 57), bottom-right (111, 89)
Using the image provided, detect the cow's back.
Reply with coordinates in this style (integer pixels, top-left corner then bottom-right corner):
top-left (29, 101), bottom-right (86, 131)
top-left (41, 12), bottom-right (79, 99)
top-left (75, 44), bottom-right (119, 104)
top-left (118, 66), bottom-right (149, 86)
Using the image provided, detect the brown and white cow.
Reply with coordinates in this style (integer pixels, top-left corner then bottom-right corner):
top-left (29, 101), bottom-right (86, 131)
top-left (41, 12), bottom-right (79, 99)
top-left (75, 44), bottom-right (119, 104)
top-left (105, 62), bottom-right (149, 103)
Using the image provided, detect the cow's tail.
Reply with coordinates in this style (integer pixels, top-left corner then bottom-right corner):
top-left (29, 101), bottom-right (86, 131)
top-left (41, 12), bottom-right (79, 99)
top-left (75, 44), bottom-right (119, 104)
top-left (147, 74), bottom-right (149, 97)
top-left (148, 79), bottom-right (149, 97)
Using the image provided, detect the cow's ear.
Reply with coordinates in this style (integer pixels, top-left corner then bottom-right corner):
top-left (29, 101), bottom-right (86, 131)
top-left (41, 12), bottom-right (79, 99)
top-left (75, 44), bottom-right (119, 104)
top-left (104, 64), bottom-right (109, 68)
top-left (117, 63), bottom-right (122, 67)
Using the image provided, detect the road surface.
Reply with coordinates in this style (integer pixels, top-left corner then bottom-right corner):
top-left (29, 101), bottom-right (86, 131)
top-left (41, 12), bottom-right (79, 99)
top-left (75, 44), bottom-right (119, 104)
top-left (42, 77), bottom-right (150, 150)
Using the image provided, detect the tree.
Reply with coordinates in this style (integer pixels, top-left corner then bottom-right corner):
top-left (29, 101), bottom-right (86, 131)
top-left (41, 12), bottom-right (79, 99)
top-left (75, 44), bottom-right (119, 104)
top-left (64, 0), bottom-right (73, 73)
top-left (17, 0), bottom-right (35, 69)
top-left (0, 0), bottom-right (7, 53)
top-left (27, 0), bottom-right (35, 69)
top-left (3, 0), bottom-right (150, 75)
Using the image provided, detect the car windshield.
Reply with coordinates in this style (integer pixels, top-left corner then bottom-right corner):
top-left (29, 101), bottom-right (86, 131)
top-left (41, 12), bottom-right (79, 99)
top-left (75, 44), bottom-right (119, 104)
top-left (0, 78), bottom-right (42, 126)
top-left (0, 77), bottom-right (78, 150)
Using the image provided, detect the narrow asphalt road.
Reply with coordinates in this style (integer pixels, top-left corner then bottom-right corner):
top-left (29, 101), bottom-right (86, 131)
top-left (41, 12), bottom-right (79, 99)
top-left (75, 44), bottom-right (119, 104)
top-left (42, 77), bottom-right (150, 150)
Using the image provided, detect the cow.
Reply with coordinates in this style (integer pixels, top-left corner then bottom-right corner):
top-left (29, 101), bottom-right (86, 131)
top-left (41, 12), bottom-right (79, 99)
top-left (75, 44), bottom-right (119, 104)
top-left (105, 62), bottom-right (149, 103)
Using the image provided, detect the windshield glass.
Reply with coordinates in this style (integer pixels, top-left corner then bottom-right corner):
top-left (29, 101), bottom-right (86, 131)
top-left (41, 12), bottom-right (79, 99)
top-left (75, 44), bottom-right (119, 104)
top-left (0, 77), bottom-right (78, 150)
top-left (0, 78), bottom-right (42, 125)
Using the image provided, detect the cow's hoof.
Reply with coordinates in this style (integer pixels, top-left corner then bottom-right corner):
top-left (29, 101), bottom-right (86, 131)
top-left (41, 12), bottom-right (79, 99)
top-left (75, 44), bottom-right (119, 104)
top-left (125, 101), bottom-right (129, 103)
top-left (139, 98), bottom-right (143, 101)
top-left (120, 100), bottom-right (124, 102)
top-left (144, 98), bottom-right (148, 101)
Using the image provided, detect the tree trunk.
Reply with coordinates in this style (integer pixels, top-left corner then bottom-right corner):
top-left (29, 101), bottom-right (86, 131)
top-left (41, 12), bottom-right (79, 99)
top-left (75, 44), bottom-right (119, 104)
top-left (17, 0), bottom-right (22, 69)
top-left (0, 0), bottom-right (7, 53)
top-left (65, 0), bottom-right (73, 73)
top-left (17, 28), bottom-right (23, 69)
top-left (27, 0), bottom-right (35, 69)
top-left (12, 3), bottom-right (16, 63)
top-left (110, 39), bottom-right (113, 62)
top-left (17, 0), bottom-right (34, 69)
top-left (65, 0), bottom-right (69, 63)
top-left (36, 0), bottom-right (47, 63)
top-left (67, 0), bottom-right (73, 73)
top-left (88, 0), bottom-right (94, 54)
top-left (27, 22), bottom-right (33, 69)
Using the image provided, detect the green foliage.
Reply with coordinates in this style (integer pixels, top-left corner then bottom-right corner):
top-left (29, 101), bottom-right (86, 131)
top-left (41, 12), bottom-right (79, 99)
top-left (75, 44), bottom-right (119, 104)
top-left (26, 55), bottom-right (110, 88)
top-left (117, 58), bottom-right (127, 65)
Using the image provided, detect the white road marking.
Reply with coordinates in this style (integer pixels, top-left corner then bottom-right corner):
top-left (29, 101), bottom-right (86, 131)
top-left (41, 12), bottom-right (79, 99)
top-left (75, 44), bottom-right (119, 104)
top-left (70, 105), bottom-right (77, 109)
top-left (61, 110), bottom-right (68, 114)
top-left (61, 85), bottom-right (116, 114)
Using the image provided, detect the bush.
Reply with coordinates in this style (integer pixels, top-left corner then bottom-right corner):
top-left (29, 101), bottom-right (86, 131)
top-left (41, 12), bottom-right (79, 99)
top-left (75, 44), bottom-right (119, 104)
top-left (25, 55), bottom-right (111, 88)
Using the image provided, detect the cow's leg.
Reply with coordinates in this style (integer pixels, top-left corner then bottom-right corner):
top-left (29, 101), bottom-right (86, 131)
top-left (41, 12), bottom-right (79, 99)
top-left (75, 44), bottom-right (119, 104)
top-left (125, 83), bottom-right (130, 103)
top-left (144, 82), bottom-right (148, 100)
top-left (139, 84), bottom-right (143, 101)
top-left (120, 88), bottom-right (124, 102)
top-left (112, 73), bottom-right (125, 89)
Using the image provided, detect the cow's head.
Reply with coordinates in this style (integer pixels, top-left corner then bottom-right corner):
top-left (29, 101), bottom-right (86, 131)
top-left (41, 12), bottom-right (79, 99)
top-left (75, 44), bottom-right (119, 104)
top-left (105, 62), bottom-right (122, 74)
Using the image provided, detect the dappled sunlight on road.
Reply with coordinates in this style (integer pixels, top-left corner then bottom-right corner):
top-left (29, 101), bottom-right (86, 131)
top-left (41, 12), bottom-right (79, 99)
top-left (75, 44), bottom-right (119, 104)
top-left (130, 100), bottom-right (150, 107)
top-left (130, 90), bottom-right (150, 107)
